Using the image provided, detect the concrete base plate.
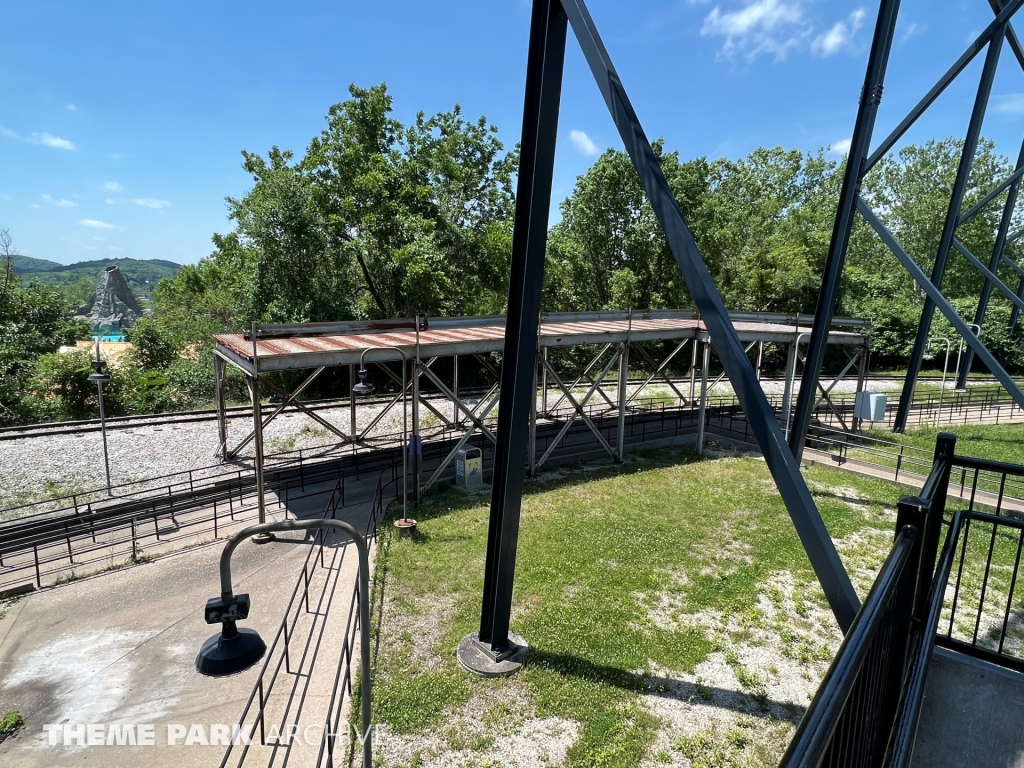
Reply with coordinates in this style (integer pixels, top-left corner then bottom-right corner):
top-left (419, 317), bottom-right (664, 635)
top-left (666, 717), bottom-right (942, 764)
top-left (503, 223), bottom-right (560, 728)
top-left (457, 632), bottom-right (528, 677)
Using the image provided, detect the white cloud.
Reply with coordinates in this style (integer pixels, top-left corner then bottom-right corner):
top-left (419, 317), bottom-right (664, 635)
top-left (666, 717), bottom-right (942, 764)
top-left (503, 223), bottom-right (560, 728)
top-left (569, 130), bottom-right (600, 156)
top-left (105, 198), bottom-right (115, 204)
top-left (41, 193), bottom-right (78, 208)
top-left (133, 198), bottom-right (171, 209)
top-left (900, 21), bottom-right (926, 43)
top-left (79, 219), bottom-right (120, 230)
top-left (829, 138), bottom-right (852, 155)
top-left (0, 126), bottom-right (76, 150)
top-left (993, 94), bottom-right (1024, 115)
top-left (811, 8), bottom-right (866, 57)
top-left (701, 0), bottom-right (810, 61)
top-left (67, 104), bottom-right (77, 111)
top-left (104, 181), bottom-right (123, 191)
top-left (32, 133), bottom-right (75, 150)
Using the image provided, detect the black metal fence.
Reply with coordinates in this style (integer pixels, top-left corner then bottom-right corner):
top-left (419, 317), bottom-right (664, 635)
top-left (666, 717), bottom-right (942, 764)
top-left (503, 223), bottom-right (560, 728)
top-left (783, 432), bottom-right (1024, 767)
top-left (220, 464), bottom-right (399, 768)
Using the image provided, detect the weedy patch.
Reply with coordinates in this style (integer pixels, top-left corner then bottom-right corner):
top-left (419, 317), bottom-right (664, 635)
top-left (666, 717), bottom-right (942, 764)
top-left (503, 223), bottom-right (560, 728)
top-left (370, 449), bottom-right (904, 767)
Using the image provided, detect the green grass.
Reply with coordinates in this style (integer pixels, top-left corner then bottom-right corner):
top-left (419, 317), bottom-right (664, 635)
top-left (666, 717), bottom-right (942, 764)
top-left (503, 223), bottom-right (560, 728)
top-left (863, 422), bottom-right (1024, 468)
top-left (0, 711), bottom-right (24, 743)
top-left (369, 449), bottom-right (903, 766)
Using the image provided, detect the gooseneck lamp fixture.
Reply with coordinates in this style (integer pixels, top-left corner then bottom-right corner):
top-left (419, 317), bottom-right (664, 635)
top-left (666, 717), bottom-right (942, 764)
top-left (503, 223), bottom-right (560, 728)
top-left (195, 518), bottom-right (373, 767)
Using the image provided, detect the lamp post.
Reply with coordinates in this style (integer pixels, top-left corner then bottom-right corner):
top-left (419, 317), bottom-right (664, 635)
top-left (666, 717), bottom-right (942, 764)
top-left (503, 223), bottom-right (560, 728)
top-left (924, 337), bottom-right (951, 427)
top-left (195, 518), bottom-right (373, 767)
top-left (953, 323), bottom-right (981, 392)
top-left (88, 337), bottom-right (113, 496)
top-left (354, 347), bottom-right (414, 534)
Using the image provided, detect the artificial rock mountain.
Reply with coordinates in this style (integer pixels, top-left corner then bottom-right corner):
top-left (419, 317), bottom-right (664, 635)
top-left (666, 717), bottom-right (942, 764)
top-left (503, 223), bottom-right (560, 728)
top-left (74, 265), bottom-right (144, 333)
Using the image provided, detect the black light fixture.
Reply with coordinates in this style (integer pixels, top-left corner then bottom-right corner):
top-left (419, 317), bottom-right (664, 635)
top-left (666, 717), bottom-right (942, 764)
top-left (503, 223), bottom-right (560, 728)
top-left (196, 593), bottom-right (267, 676)
top-left (353, 367), bottom-right (374, 395)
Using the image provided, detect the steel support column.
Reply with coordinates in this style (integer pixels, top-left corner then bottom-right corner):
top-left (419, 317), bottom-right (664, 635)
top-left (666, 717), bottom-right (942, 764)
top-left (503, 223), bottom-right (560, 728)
top-left (896, 25), bottom-right (1006, 431)
top-left (853, 344), bottom-right (868, 432)
top-left (412, 358), bottom-right (421, 507)
top-left (957, 137), bottom-right (1024, 387)
top-left (349, 364), bottom-right (357, 439)
top-left (530, 358), bottom-right (539, 477)
top-left (249, 329), bottom-right (266, 525)
top-left (755, 341), bottom-right (764, 382)
top-left (789, 0), bottom-right (901, 460)
top-left (857, 198), bottom-right (1024, 409)
top-left (696, 341), bottom-right (709, 455)
top-left (215, 354), bottom-right (228, 461)
top-left (617, 341), bottom-right (628, 461)
top-left (781, 340), bottom-right (798, 438)
top-left (541, 347), bottom-right (549, 417)
top-left (476, 0), bottom-right (567, 653)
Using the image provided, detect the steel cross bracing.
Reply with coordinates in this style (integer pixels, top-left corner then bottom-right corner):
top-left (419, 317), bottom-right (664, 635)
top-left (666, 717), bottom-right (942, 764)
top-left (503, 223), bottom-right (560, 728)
top-left (475, 0), bottom-right (863, 654)
top-left (793, 0), bottom-right (1024, 447)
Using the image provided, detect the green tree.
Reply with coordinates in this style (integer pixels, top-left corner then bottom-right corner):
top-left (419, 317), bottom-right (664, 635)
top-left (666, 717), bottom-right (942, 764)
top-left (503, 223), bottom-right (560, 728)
top-left (543, 142), bottom-right (716, 311)
top-left (0, 229), bottom-right (90, 425)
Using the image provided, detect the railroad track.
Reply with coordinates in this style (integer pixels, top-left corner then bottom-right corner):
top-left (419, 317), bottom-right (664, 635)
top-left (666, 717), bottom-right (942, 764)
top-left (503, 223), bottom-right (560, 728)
top-left (1, 375), bottom-right (1010, 441)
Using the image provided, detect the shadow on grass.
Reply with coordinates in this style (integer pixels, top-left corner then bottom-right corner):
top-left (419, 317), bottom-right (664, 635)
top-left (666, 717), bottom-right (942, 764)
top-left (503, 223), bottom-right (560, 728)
top-left (528, 647), bottom-right (806, 725)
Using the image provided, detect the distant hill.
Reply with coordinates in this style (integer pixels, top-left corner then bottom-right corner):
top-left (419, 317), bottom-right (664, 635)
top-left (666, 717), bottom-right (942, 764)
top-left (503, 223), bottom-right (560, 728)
top-left (9, 257), bottom-right (182, 295)
top-left (9, 255), bottom-right (63, 272)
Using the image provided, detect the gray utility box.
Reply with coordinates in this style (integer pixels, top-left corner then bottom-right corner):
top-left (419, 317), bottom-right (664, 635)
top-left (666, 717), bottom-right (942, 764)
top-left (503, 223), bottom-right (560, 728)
top-left (854, 392), bottom-right (888, 422)
top-left (455, 447), bottom-right (483, 488)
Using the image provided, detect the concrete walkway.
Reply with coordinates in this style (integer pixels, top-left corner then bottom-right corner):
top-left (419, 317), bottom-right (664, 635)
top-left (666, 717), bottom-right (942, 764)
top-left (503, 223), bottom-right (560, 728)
top-left (802, 448), bottom-right (1024, 516)
top-left (912, 649), bottom-right (1024, 767)
top-left (0, 478), bottom-right (379, 768)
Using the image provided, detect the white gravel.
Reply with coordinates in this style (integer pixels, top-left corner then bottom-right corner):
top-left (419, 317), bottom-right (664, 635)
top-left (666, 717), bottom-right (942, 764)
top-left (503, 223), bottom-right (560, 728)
top-left (0, 375), bottom-right (964, 512)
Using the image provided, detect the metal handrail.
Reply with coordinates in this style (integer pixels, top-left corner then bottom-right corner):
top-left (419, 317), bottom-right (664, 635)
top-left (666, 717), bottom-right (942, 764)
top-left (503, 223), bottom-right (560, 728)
top-left (780, 526), bottom-right (918, 767)
top-left (885, 511), bottom-right (963, 767)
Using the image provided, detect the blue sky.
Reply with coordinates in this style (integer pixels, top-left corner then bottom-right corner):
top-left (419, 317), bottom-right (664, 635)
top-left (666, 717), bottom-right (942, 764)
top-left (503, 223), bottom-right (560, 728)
top-left (4, 0), bottom-right (1024, 266)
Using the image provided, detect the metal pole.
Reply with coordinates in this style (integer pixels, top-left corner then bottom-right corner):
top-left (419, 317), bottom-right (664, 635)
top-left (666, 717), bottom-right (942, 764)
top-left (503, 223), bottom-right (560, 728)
top-left (755, 341), bottom-right (764, 382)
top-left (477, 0), bottom-right (567, 653)
top-left (349, 363), bottom-right (357, 440)
top-left (936, 338), bottom-right (951, 426)
top-left (697, 341), bottom-right (709, 455)
top-left (896, 25), bottom-right (1006, 431)
top-left (453, 354), bottom-right (461, 428)
top-left (853, 344), bottom-right (868, 433)
top-left (957, 137), bottom-right (1024, 388)
top-left (789, 0), bottom-right (902, 459)
top-left (688, 334), bottom-right (698, 403)
top-left (215, 355), bottom-right (228, 460)
top-left (953, 323), bottom-right (981, 389)
top-left (402, 357), bottom-right (408, 522)
top-left (412, 318), bottom-right (421, 508)
top-left (97, 380), bottom-right (112, 496)
top-left (617, 340), bottom-right (629, 461)
top-left (250, 324), bottom-right (266, 526)
top-left (781, 341), bottom-right (798, 437)
top-left (530, 358), bottom-right (538, 477)
top-left (541, 347), bottom-right (549, 417)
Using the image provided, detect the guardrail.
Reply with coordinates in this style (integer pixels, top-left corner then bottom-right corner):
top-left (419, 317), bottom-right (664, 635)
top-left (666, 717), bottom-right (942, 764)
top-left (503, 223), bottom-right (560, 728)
top-left (779, 526), bottom-right (919, 767)
top-left (221, 464), bottom-right (399, 768)
top-left (784, 432), bottom-right (1024, 767)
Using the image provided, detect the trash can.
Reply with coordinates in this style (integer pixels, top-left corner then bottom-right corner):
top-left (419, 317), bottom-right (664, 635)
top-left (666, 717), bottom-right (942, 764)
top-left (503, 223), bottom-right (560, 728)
top-left (455, 447), bottom-right (483, 488)
top-left (854, 392), bottom-right (887, 422)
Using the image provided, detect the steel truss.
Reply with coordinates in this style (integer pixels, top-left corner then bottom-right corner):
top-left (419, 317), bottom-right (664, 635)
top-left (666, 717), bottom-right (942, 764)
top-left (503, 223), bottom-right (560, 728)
top-left (793, 0), bottom-right (1024, 447)
top-left (475, 0), bottom-right (864, 660)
